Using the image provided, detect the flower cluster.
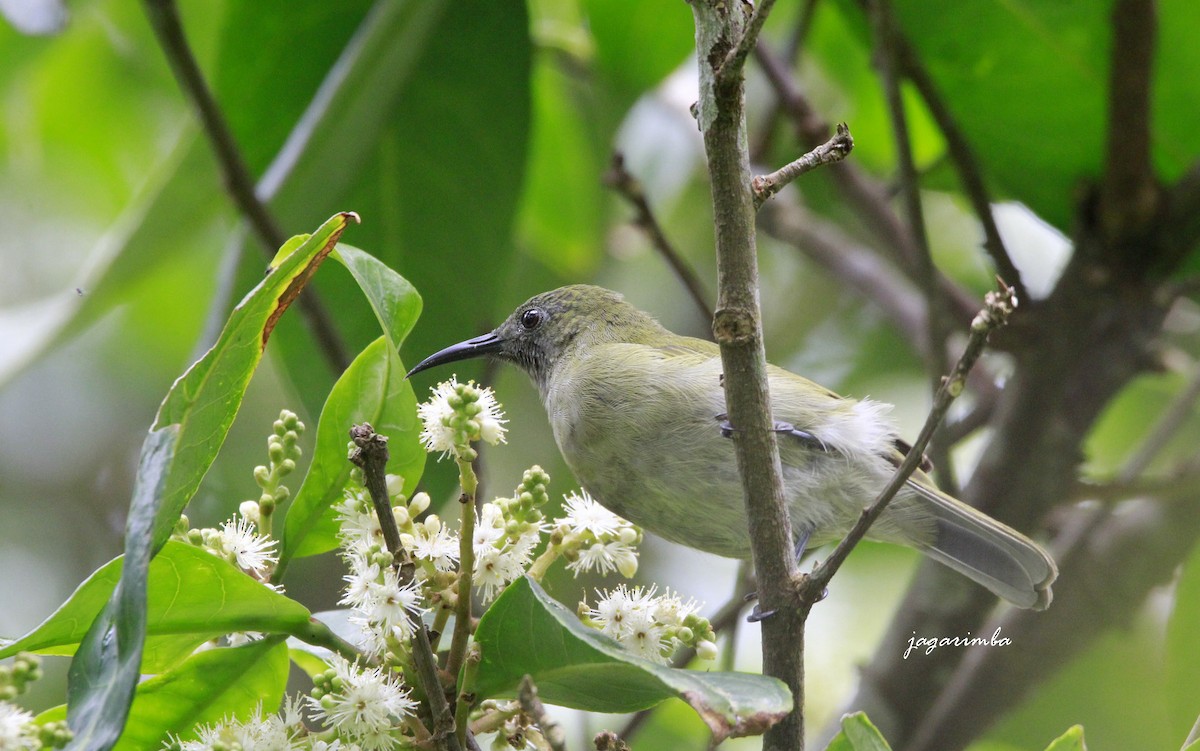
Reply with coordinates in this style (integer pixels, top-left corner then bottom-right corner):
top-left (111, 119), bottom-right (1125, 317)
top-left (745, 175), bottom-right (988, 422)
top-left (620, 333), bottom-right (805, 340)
top-left (166, 698), bottom-right (306, 751)
top-left (554, 491), bottom-right (641, 579)
top-left (416, 376), bottom-right (506, 460)
top-left (582, 585), bottom-right (718, 664)
top-left (0, 654), bottom-right (70, 750)
top-left (333, 481), bottom-right (437, 658)
top-left (308, 657), bottom-right (417, 751)
top-left (171, 409), bottom-right (302, 582)
top-left (471, 466), bottom-right (551, 602)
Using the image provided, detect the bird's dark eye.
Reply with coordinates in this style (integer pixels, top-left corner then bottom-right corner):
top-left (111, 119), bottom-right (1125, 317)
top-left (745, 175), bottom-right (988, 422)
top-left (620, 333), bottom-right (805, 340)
top-left (520, 308), bottom-right (543, 330)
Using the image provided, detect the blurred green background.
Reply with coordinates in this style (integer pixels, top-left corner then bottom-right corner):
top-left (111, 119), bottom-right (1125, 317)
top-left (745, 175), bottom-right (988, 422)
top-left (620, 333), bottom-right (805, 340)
top-left (2, 0), bottom-right (1199, 749)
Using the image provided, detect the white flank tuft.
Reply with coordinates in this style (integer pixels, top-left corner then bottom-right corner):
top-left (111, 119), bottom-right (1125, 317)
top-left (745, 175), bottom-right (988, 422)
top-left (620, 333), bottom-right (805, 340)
top-left (816, 398), bottom-right (896, 460)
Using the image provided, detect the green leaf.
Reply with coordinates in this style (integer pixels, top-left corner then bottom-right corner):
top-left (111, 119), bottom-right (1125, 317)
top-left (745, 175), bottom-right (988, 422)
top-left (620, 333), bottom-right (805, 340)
top-left (2, 541), bottom-right (311, 673)
top-left (65, 213), bottom-right (355, 751)
top-left (332, 244), bottom-right (422, 352)
top-left (1167, 547), bottom-right (1200, 741)
top-left (473, 577), bottom-right (791, 743)
top-left (824, 712), bottom-right (893, 751)
top-left (1042, 725), bottom-right (1087, 751)
top-left (278, 335), bottom-right (422, 566)
top-left (113, 638), bottom-right (289, 751)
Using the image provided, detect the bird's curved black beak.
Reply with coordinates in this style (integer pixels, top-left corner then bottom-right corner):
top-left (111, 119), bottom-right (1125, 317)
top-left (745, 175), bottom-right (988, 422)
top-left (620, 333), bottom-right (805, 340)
top-left (405, 331), bottom-right (504, 378)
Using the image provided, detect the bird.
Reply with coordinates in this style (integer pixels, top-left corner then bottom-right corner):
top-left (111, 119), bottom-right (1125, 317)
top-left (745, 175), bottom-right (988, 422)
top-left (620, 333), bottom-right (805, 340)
top-left (406, 284), bottom-right (1057, 610)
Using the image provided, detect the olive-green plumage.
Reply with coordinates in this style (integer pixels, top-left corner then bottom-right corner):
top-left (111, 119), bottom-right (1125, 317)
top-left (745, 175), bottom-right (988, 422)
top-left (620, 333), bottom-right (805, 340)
top-left (408, 285), bottom-right (1057, 610)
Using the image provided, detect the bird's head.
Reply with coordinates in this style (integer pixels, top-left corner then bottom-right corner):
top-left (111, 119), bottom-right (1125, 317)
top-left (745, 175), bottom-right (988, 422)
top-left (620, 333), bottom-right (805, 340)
top-left (406, 285), bottom-right (665, 389)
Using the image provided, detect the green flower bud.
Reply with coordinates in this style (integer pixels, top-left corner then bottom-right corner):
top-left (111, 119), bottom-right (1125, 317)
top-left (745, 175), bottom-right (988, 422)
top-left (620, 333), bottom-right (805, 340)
top-left (253, 465), bottom-right (270, 485)
top-left (278, 458), bottom-right (296, 476)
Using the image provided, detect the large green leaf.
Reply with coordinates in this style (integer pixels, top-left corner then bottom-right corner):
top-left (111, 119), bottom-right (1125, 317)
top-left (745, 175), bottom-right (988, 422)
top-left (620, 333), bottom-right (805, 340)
top-left (278, 335), bottom-right (422, 567)
top-left (64, 213), bottom-right (355, 751)
top-left (1, 541), bottom-right (311, 673)
top-left (473, 577), bottom-right (791, 744)
top-left (243, 0), bottom-right (531, 420)
top-left (114, 638), bottom-right (289, 751)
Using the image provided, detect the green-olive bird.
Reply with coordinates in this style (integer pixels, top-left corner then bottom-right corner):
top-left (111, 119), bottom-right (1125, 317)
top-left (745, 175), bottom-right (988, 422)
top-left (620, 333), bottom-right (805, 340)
top-left (407, 285), bottom-right (1057, 610)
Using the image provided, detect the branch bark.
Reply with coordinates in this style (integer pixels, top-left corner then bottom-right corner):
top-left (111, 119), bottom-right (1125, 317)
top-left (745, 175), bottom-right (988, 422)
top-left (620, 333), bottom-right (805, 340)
top-left (690, 2), bottom-right (805, 749)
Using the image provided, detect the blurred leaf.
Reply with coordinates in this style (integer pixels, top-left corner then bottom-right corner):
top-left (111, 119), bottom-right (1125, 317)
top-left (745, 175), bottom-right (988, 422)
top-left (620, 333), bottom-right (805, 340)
top-left (241, 0), bottom-right (531, 418)
top-left (288, 648), bottom-right (330, 680)
top-left (0, 133), bottom-right (229, 389)
top-left (582, 0), bottom-right (692, 98)
top-left (825, 712), bottom-right (893, 751)
top-left (474, 576), bottom-right (791, 743)
top-left (1, 541), bottom-right (311, 672)
top-left (279, 335), bottom-right (422, 566)
top-left (1042, 725), bottom-right (1086, 751)
top-left (65, 213), bottom-right (354, 751)
top-left (113, 638), bottom-right (288, 751)
top-left (1167, 546), bottom-right (1200, 741)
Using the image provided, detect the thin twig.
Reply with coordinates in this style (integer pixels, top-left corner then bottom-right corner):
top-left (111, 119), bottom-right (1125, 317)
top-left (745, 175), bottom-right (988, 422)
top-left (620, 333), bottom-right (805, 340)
top-left (867, 0), bottom-right (958, 494)
top-left (753, 39), bottom-right (981, 325)
top-left (752, 124), bottom-right (854, 208)
top-left (519, 676), bottom-right (567, 751)
top-left (349, 424), bottom-right (465, 751)
top-left (894, 35), bottom-right (1027, 302)
top-left (719, 0), bottom-right (780, 85)
top-left (604, 153), bottom-right (714, 323)
top-left (801, 281), bottom-right (1017, 599)
top-left (143, 0), bottom-right (350, 374)
top-left (751, 0), bottom-right (820, 162)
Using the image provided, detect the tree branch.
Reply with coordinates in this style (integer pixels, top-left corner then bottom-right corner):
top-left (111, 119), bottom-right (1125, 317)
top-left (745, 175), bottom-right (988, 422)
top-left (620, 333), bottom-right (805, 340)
top-left (753, 39), bottom-right (981, 326)
top-left (143, 0), bottom-right (350, 374)
top-left (718, 0), bottom-right (779, 85)
top-left (802, 282), bottom-right (1016, 599)
top-left (604, 153), bottom-right (714, 323)
top-left (1099, 0), bottom-right (1160, 247)
top-left (893, 33), bottom-right (1028, 302)
top-left (867, 0), bottom-right (961, 491)
top-left (907, 484), bottom-right (1200, 751)
top-left (349, 424), bottom-right (465, 751)
top-left (752, 123), bottom-right (854, 208)
top-left (691, 3), bottom-right (804, 749)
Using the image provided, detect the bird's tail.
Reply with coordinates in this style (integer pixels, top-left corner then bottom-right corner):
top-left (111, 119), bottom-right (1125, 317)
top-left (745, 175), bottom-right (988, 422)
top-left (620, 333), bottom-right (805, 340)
top-left (906, 480), bottom-right (1057, 610)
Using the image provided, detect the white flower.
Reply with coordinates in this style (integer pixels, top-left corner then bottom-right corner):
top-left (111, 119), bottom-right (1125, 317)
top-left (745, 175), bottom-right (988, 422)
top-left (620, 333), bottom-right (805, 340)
top-left (560, 491), bottom-right (623, 537)
top-left (567, 541), bottom-right (637, 577)
top-left (309, 657), bottom-right (416, 750)
top-left (335, 493), bottom-right (382, 553)
top-left (171, 704), bottom-right (301, 751)
top-left (586, 584), bottom-right (694, 664)
top-left (417, 377), bottom-right (508, 458)
top-left (417, 382), bottom-right (458, 456)
top-left (410, 519), bottom-right (459, 572)
top-left (339, 566), bottom-right (425, 654)
top-left (0, 702), bottom-right (35, 751)
top-left (216, 516), bottom-right (277, 575)
top-left (473, 545), bottom-right (528, 603)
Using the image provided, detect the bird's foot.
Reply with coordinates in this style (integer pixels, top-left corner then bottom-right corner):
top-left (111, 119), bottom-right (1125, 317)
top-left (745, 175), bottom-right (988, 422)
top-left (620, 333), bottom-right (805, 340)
top-left (773, 420), bottom-right (831, 452)
top-left (716, 412), bottom-right (735, 438)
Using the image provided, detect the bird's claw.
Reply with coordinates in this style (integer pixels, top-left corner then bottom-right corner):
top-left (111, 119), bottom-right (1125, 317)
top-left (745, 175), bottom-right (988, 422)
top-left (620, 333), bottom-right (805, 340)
top-left (773, 420), bottom-right (831, 452)
top-left (716, 412), bottom-right (735, 438)
top-left (747, 605), bottom-right (776, 623)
